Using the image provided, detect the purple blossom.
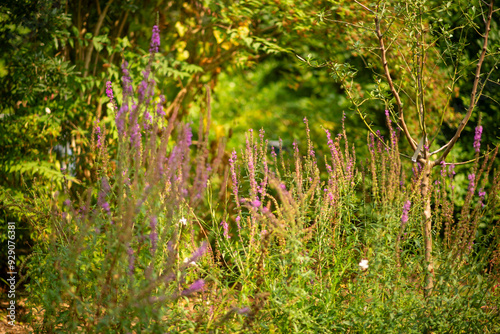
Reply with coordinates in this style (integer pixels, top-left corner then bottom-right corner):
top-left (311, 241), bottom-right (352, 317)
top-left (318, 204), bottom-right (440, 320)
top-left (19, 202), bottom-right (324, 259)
top-left (479, 188), bottom-right (486, 207)
top-left (368, 133), bottom-right (375, 151)
top-left (468, 174), bottom-right (475, 193)
top-left (251, 199), bottom-right (261, 207)
top-left (105, 81), bottom-right (114, 102)
top-left (182, 279), bottom-right (205, 296)
top-left (130, 121), bottom-right (142, 150)
top-left (95, 124), bottom-right (102, 148)
top-left (448, 164), bottom-right (456, 177)
top-left (157, 95), bottom-right (166, 116)
top-left (64, 199), bottom-right (71, 207)
top-left (473, 126), bottom-right (483, 153)
top-left (101, 202), bottom-right (110, 213)
top-left (150, 25), bottom-right (161, 54)
top-left (190, 242), bottom-right (208, 262)
top-left (221, 221), bottom-right (231, 239)
top-left (121, 61), bottom-right (133, 96)
top-left (116, 104), bottom-right (128, 135)
top-left (138, 78), bottom-right (148, 102)
top-left (101, 177), bottom-right (111, 193)
top-left (236, 215), bottom-right (241, 230)
top-left (143, 111), bottom-right (152, 130)
top-left (401, 200), bottom-right (411, 224)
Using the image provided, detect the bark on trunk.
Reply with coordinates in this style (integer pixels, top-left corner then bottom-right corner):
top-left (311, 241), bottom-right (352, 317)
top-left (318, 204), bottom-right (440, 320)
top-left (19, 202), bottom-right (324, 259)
top-left (421, 160), bottom-right (434, 298)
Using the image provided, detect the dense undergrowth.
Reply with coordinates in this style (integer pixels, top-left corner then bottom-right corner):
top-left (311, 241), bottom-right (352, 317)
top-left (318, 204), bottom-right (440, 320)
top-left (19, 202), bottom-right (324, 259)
top-left (21, 24), bottom-right (500, 333)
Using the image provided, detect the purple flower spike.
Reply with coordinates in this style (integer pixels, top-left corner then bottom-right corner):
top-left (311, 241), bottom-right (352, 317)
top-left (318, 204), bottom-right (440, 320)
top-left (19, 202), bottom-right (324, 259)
top-left (251, 199), bottom-right (261, 207)
top-left (221, 221), bottom-right (231, 239)
top-left (105, 81), bottom-right (114, 102)
top-left (95, 124), bottom-right (102, 148)
top-left (473, 126), bottom-right (483, 153)
top-left (401, 200), bottom-right (411, 224)
top-left (121, 61), bottom-right (133, 96)
top-left (190, 242), bottom-right (208, 262)
top-left (468, 173), bottom-right (475, 193)
top-left (182, 279), bottom-right (205, 296)
top-left (150, 25), bottom-right (161, 54)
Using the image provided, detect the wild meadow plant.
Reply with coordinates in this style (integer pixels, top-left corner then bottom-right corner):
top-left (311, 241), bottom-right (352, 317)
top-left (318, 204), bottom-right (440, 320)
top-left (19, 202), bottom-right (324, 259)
top-left (26, 25), bottom-right (218, 333)
top-left (209, 112), bottom-right (500, 332)
top-left (24, 22), bottom-right (500, 333)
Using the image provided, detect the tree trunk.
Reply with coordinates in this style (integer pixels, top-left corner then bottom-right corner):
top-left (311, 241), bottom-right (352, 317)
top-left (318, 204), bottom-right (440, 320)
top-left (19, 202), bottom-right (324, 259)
top-left (421, 160), bottom-right (434, 298)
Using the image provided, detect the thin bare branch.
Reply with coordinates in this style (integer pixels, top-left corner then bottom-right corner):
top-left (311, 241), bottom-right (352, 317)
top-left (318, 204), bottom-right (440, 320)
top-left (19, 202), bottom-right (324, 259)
top-left (354, 0), bottom-right (375, 14)
top-left (323, 18), bottom-right (375, 32)
top-left (374, 11), bottom-right (417, 149)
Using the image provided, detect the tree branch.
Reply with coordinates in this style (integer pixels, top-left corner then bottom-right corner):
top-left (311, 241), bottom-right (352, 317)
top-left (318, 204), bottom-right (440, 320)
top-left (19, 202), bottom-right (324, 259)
top-left (436, 0), bottom-right (494, 166)
top-left (374, 11), bottom-right (417, 151)
top-left (83, 0), bottom-right (114, 78)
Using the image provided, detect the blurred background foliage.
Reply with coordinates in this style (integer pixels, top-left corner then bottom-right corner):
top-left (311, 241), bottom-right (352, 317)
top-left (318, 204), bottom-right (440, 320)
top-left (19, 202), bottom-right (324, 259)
top-left (0, 0), bottom-right (498, 293)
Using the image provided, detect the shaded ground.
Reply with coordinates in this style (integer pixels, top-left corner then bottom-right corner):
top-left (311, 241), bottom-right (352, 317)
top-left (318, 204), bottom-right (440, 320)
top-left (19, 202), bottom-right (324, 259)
top-left (0, 299), bottom-right (33, 333)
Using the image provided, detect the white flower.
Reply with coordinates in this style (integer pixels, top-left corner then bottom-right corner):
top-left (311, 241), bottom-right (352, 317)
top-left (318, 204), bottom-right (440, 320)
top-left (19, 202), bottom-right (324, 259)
top-left (359, 259), bottom-right (369, 271)
top-left (180, 217), bottom-right (187, 225)
top-left (45, 107), bottom-right (51, 114)
top-left (183, 257), bottom-right (196, 266)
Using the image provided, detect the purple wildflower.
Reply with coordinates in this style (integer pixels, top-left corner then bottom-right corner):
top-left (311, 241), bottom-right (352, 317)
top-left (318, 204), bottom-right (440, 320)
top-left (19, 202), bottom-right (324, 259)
top-left (479, 188), bottom-right (486, 208)
top-left (473, 126), bottom-right (483, 153)
top-left (101, 177), bottom-right (111, 192)
top-left (116, 103), bottom-right (127, 135)
top-left (221, 221), bottom-right (231, 239)
top-left (182, 279), bottom-right (205, 296)
top-left (121, 61), bottom-right (133, 96)
top-left (95, 123), bottom-right (102, 148)
top-left (130, 121), bottom-right (142, 150)
top-left (64, 199), bottom-right (71, 207)
top-left (101, 202), bottom-right (110, 213)
top-left (105, 81), bottom-right (114, 102)
top-left (156, 95), bottom-right (166, 116)
top-left (401, 200), bottom-right (411, 224)
top-left (143, 111), bottom-right (152, 130)
top-left (251, 199), bottom-right (261, 207)
top-left (236, 215), bottom-right (241, 230)
top-left (150, 25), bottom-right (161, 54)
top-left (448, 163), bottom-right (456, 178)
top-left (468, 174), bottom-right (475, 193)
top-left (138, 77), bottom-right (148, 102)
top-left (190, 242), bottom-right (208, 263)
